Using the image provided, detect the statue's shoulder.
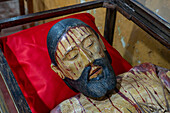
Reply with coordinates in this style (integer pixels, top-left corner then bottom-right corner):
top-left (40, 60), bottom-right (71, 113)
top-left (119, 63), bottom-right (163, 81)
top-left (116, 63), bottom-right (170, 95)
top-left (128, 63), bottom-right (169, 90)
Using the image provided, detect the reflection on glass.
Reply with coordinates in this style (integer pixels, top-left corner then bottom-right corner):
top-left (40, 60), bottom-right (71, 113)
top-left (133, 0), bottom-right (170, 24)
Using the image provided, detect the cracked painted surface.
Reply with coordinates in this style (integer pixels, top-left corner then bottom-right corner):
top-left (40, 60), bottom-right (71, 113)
top-left (51, 63), bottom-right (170, 113)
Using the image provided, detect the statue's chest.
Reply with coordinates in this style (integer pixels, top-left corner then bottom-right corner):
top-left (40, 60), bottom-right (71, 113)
top-left (59, 71), bottom-right (169, 113)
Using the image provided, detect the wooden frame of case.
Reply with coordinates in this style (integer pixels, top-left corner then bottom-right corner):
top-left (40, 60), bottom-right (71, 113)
top-left (0, 0), bottom-right (169, 112)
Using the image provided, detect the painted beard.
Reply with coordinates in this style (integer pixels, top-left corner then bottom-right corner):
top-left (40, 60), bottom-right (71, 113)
top-left (64, 55), bottom-right (117, 98)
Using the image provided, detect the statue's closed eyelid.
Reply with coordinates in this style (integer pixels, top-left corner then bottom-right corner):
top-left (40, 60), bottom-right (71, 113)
top-left (64, 49), bottom-right (79, 60)
top-left (68, 53), bottom-right (78, 60)
top-left (82, 37), bottom-right (94, 48)
top-left (85, 40), bottom-right (94, 48)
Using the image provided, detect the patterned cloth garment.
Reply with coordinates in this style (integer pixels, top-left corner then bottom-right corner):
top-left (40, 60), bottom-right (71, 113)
top-left (51, 63), bottom-right (170, 113)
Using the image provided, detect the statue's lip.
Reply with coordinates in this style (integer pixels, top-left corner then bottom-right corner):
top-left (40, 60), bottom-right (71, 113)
top-left (89, 66), bottom-right (103, 80)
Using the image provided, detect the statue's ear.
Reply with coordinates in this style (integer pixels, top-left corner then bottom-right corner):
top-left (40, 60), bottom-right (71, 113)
top-left (51, 64), bottom-right (65, 79)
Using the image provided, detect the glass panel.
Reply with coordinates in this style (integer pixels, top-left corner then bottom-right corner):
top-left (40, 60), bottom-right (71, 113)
top-left (132, 0), bottom-right (170, 26)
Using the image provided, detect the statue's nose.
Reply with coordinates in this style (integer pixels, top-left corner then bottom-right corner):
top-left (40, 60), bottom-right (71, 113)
top-left (79, 48), bottom-right (94, 66)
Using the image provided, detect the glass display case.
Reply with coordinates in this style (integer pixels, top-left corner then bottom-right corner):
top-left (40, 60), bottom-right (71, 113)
top-left (0, 0), bottom-right (169, 112)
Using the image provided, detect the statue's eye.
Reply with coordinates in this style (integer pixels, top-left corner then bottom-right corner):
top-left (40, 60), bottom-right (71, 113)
top-left (87, 41), bottom-right (93, 48)
top-left (65, 49), bottom-right (79, 60)
top-left (83, 37), bottom-right (94, 48)
top-left (69, 53), bottom-right (78, 60)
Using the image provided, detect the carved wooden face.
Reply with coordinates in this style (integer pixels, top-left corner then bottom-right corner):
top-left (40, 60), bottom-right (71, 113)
top-left (55, 26), bottom-right (105, 80)
top-left (48, 19), bottom-right (116, 98)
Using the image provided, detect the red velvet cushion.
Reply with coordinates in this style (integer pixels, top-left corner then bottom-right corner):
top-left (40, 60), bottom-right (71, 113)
top-left (1, 13), bottom-right (132, 113)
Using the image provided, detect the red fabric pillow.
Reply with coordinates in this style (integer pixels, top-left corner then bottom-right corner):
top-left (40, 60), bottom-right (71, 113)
top-left (1, 13), bottom-right (132, 113)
